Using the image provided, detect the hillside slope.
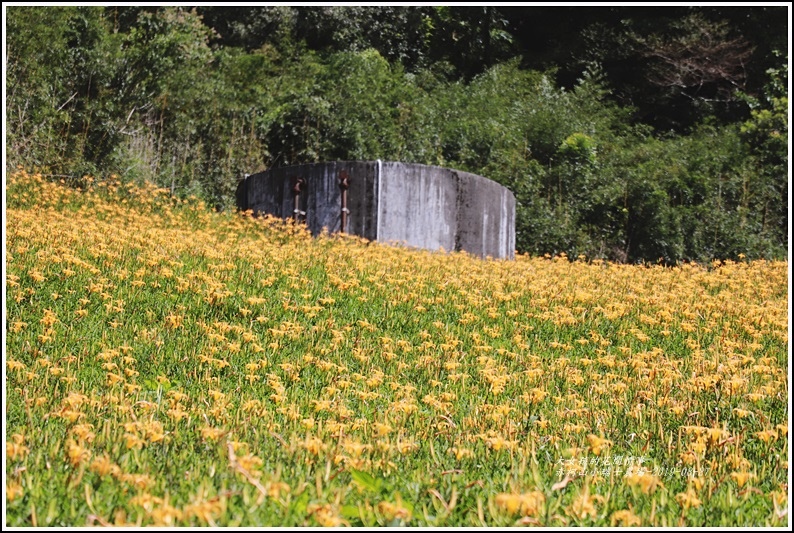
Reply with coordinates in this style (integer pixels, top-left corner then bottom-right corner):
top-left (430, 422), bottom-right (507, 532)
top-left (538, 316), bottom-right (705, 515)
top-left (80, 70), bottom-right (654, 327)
top-left (5, 171), bottom-right (789, 526)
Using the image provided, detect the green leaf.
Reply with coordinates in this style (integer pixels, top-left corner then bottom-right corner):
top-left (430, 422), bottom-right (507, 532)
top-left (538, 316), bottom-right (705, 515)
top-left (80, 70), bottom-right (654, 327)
top-left (290, 491), bottom-right (310, 516)
top-left (349, 469), bottom-right (383, 493)
top-left (340, 504), bottom-right (360, 519)
top-left (393, 492), bottom-right (414, 513)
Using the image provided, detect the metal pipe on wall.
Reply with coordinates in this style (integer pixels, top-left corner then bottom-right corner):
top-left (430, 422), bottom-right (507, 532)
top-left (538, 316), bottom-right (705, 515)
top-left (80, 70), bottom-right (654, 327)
top-left (240, 161), bottom-right (515, 259)
top-left (290, 176), bottom-right (306, 222)
top-left (339, 170), bottom-right (350, 233)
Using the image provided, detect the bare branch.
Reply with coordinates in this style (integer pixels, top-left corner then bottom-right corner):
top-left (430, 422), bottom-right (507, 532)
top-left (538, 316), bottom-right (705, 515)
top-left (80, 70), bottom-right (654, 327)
top-left (638, 15), bottom-right (754, 99)
top-left (56, 91), bottom-right (79, 112)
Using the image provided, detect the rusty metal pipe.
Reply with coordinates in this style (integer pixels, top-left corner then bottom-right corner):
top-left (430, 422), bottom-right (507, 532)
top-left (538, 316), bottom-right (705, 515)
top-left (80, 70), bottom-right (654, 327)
top-left (291, 176), bottom-right (306, 222)
top-left (339, 170), bottom-right (350, 233)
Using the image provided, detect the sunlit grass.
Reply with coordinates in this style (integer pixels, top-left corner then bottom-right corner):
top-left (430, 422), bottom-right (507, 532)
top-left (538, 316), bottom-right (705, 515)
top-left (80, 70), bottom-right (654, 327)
top-left (5, 170), bottom-right (789, 526)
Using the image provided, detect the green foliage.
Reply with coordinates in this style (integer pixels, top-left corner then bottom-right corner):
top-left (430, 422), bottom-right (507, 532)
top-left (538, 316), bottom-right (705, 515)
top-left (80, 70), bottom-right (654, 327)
top-left (7, 7), bottom-right (96, 172)
top-left (559, 133), bottom-right (597, 165)
top-left (4, 6), bottom-right (788, 262)
top-left (736, 59), bottom-right (789, 257)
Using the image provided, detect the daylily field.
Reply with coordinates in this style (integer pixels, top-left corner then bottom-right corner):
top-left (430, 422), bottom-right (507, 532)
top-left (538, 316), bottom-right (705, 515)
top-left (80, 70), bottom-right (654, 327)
top-left (4, 171), bottom-right (790, 526)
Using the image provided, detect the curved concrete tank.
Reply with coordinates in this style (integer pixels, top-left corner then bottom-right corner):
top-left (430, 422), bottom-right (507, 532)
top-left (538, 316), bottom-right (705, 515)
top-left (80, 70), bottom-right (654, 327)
top-left (236, 161), bottom-right (515, 259)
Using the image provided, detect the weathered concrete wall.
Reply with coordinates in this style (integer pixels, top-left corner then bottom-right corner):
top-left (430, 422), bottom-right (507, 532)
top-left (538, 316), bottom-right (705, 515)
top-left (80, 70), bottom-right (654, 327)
top-left (455, 170), bottom-right (516, 259)
top-left (377, 162), bottom-right (458, 252)
top-left (237, 161), bottom-right (515, 259)
top-left (243, 162), bottom-right (379, 240)
top-left (343, 162), bottom-right (379, 241)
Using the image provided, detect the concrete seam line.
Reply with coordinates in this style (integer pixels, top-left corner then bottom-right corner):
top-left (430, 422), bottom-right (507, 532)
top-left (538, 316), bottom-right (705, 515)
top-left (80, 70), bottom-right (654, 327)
top-left (375, 159), bottom-right (382, 242)
top-left (453, 170), bottom-right (462, 253)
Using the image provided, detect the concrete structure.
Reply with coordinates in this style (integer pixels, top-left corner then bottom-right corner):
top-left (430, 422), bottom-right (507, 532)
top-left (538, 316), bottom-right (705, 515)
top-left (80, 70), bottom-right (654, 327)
top-left (236, 161), bottom-right (515, 259)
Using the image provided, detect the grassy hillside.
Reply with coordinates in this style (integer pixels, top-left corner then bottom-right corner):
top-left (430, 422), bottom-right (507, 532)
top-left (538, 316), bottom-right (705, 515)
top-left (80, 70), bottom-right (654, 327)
top-left (4, 171), bottom-right (789, 526)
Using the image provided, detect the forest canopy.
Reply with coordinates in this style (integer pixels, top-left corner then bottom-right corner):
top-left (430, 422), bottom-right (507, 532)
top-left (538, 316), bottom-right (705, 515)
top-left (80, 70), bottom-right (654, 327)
top-left (5, 5), bottom-right (789, 263)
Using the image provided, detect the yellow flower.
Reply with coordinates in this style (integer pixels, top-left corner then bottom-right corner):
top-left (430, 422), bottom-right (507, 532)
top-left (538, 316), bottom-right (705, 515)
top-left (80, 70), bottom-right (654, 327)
top-left (184, 499), bottom-right (223, 525)
top-left (164, 313), bottom-right (183, 329)
top-left (679, 451), bottom-right (697, 465)
top-left (143, 421), bottom-right (166, 443)
top-left (526, 388), bottom-right (548, 403)
top-left (611, 509), bottom-right (642, 526)
top-left (568, 490), bottom-right (604, 520)
top-left (106, 372), bottom-right (124, 386)
top-left (70, 423), bottom-right (96, 443)
top-left (373, 422), bottom-right (393, 437)
top-left (495, 491), bottom-right (545, 517)
top-left (730, 471), bottom-right (755, 488)
top-left (625, 472), bottom-right (664, 494)
top-left (39, 309), bottom-right (58, 327)
top-left (705, 426), bottom-right (729, 447)
top-left (675, 488), bottom-right (702, 509)
top-left (6, 440), bottom-right (30, 461)
top-left (6, 359), bottom-right (26, 372)
top-left (377, 500), bottom-right (412, 522)
top-left (266, 481), bottom-right (291, 499)
top-left (691, 437), bottom-right (707, 455)
top-left (494, 493), bottom-right (523, 515)
top-left (302, 436), bottom-right (326, 456)
top-left (586, 434), bottom-right (612, 456)
top-left (236, 453), bottom-right (263, 476)
top-left (756, 429), bottom-right (778, 443)
top-left (66, 439), bottom-right (91, 466)
top-left (308, 504), bottom-right (347, 527)
top-left (6, 481), bottom-right (24, 502)
top-left (124, 433), bottom-right (145, 450)
top-left (395, 439), bottom-right (418, 454)
top-left (149, 504), bottom-right (183, 526)
top-left (200, 426), bottom-right (225, 442)
top-left (90, 454), bottom-right (116, 477)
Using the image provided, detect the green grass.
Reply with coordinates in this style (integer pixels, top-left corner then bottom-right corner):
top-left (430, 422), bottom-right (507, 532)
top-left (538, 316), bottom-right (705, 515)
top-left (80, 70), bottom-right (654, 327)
top-left (4, 171), bottom-right (790, 527)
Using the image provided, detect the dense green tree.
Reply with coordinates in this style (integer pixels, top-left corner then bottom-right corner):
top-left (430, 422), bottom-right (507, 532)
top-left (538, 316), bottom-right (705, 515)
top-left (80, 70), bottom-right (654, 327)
top-left (4, 5), bottom-right (788, 262)
top-left (7, 6), bottom-right (90, 172)
top-left (738, 58), bottom-right (789, 256)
